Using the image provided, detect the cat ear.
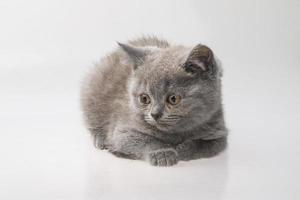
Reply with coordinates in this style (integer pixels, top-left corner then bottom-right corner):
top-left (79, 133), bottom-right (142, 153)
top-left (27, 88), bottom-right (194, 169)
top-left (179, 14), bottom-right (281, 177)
top-left (117, 42), bottom-right (149, 69)
top-left (183, 44), bottom-right (214, 74)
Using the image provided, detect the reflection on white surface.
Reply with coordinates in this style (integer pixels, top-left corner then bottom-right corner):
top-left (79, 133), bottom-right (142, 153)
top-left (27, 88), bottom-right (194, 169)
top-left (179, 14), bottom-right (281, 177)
top-left (0, 0), bottom-right (300, 199)
top-left (87, 150), bottom-right (228, 200)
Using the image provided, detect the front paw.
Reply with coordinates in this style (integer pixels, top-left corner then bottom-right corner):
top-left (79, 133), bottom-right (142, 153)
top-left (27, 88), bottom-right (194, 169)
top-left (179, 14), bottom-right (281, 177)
top-left (176, 140), bottom-right (196, 161)
top-left (147, 148), bottom-right (178, 166)
top-left (94, 133), bottom-right (107, 150)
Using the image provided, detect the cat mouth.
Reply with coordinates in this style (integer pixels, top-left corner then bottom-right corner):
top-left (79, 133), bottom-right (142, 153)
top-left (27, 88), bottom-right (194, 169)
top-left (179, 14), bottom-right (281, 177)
top-left (143, 115), bottom-right (178, 130)
top-left (145, 120), bottom-right (174, 130)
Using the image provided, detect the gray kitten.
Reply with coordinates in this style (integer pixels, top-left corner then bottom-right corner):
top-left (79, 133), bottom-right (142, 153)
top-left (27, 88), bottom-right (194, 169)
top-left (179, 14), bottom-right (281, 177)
top-left (81, 36), bottom-right (228, 166)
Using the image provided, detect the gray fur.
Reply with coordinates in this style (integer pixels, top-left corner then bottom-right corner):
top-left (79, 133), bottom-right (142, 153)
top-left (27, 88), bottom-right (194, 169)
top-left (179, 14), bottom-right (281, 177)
top-left (81, 36), bottom-right (228, 166)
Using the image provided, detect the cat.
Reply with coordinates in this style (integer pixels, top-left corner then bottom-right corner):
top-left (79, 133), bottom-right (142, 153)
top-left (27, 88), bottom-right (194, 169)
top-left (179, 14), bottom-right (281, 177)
top-left (81, 36), bottom-right (228, 166)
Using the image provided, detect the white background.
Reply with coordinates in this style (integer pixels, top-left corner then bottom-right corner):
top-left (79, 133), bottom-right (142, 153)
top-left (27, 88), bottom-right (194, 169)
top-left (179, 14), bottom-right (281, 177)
top-left (0, 0), bottom-right (299, 199)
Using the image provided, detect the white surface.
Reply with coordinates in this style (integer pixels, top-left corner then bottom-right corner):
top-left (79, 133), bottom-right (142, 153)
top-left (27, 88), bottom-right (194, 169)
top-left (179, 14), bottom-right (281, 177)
top-left (1, 0), bottom-right (300, 199)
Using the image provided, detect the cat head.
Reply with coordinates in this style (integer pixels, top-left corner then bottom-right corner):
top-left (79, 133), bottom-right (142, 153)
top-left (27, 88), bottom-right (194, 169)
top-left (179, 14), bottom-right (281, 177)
top-left (119, 42), bottom-right (222, 132)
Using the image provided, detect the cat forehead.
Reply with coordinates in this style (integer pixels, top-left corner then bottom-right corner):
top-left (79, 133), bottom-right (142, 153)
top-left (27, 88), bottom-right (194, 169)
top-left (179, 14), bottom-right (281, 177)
top-left (133, 69), bottom-right (196, 93)
top-left (151, 46), bottom-right (190, 66)
top-left (131, 46), bottom-right (197, 90)
top-left (136, 47), bottom-right (191, 78)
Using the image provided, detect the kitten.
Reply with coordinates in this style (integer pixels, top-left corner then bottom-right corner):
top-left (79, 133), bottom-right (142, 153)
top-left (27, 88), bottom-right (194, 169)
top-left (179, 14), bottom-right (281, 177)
top-left (81, 36), bottom-right (228, 166)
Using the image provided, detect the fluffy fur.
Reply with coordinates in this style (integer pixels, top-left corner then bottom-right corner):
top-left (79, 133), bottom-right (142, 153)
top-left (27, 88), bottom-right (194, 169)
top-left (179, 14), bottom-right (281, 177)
top-left (81, 36), bottom-right (228, 166)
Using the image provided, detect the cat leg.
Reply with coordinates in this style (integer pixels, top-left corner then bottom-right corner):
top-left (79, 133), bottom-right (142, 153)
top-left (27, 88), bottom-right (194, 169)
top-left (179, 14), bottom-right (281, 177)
top-left (176, 137), bottom-right (227, 161)
top-left (108, 129), bottom-right (178, 166)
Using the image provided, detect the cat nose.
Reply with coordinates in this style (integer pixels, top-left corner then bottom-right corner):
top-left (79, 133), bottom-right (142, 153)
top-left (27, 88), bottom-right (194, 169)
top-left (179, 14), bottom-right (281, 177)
top-left (151, 112), bottom-right (162, 121)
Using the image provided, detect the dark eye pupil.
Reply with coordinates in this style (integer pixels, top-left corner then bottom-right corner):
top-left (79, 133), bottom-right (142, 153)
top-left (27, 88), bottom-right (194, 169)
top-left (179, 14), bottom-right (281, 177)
top-left (171, 96), bottom-right (176, 102)
top-left (140, 94), bottom-right (150, 104)
top-left (143, 97), bottom-right (147, 102)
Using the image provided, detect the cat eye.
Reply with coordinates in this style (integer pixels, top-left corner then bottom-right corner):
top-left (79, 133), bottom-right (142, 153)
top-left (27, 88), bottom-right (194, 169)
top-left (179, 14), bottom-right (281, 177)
top-left (167, 95), bottom-right (181, 105)
top-left (139, 94), bottom-right (151, 105)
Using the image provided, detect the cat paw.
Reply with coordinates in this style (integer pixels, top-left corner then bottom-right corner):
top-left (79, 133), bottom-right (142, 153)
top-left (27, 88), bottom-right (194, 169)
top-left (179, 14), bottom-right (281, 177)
top-left (94, 133), bottom-right (107, 150)
top-left (176, 140), bottom-right (196, 161)
top-left (147, 148), bottom-right (178, 167)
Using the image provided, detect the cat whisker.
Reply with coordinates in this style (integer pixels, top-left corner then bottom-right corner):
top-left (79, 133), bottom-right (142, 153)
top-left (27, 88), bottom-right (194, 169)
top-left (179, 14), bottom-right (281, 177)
top-left (161, 118), bottom-right (179, 121)
top-left (157, 122), bottom-right (172, 127)
top-left (164, 117), bottom-right (180, 120)
top-left (158, 120), bottom-right (179, 124)
top-left (164, 118), bottom-right (180, 120)
top-left (168, 115), bottom-right (183, 117)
